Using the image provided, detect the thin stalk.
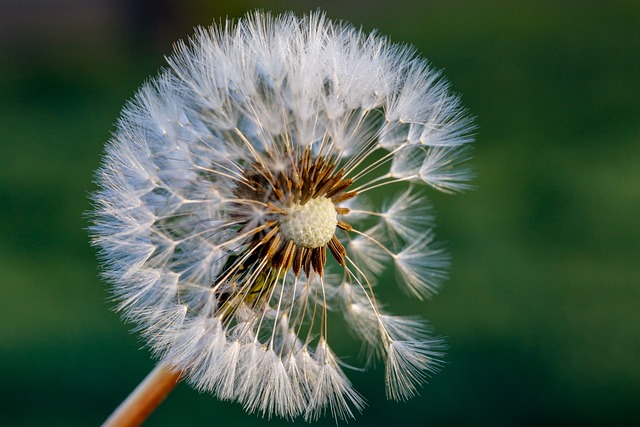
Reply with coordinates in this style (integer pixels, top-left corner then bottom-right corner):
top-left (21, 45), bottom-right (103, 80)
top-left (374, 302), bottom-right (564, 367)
top-left (102, 363), bottom-right (183, 427)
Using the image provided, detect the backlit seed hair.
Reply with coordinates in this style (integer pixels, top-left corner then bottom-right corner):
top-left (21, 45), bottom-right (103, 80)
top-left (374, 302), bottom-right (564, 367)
top-left (91, 10), bottom-right (474, 420)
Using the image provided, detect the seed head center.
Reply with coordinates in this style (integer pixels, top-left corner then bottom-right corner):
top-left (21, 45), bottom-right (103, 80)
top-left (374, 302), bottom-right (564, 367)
top-left (279, 196), bottom-right (337, 248)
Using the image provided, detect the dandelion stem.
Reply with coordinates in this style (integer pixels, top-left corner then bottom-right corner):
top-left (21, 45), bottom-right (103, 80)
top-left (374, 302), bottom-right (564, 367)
top-left (102, 363), bottom-right (183, 427)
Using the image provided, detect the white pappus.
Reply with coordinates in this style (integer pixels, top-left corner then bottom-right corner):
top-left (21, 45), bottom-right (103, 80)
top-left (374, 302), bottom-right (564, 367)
top-left (91, 10), bottom-right (474, 421)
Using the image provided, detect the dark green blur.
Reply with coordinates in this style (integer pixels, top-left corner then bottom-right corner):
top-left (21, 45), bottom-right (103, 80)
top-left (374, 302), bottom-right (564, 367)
top-left (1, 1), bottom-right (638, 425)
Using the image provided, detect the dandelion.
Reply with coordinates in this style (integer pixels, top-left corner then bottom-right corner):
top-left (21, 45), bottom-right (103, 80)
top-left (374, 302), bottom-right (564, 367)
top-left (91, 10), bottom-right (474, 425)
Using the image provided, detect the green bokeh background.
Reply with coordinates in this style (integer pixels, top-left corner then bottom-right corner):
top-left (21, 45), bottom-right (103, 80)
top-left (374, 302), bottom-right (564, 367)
top-left (1, 1), bottom-right (638, 425)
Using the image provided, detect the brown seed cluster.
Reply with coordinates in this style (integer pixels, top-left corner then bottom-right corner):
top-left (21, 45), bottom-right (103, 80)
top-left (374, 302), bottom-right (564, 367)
top-left (232, 147), bottom-right (356, 278)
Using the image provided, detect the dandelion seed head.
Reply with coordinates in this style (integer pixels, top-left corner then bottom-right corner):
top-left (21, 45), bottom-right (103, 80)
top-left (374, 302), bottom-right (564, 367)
top-left (91, 9), bottom-right (474, 421)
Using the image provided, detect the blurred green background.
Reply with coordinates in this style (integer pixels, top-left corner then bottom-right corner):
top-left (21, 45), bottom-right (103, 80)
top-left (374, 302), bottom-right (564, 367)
top-left (1, 0), bottom-right (639, 425)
